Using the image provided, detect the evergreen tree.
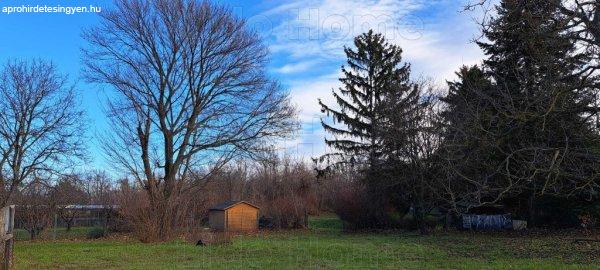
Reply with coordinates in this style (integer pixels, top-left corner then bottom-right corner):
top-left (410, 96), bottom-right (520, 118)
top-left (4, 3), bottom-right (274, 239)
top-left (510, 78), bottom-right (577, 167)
top-left (317, 30), bottom-right (417, 172)
top-left (441, 66), bottom-right (504, 209)
top-left (443, 0), bottom-right (600, 222)
top-left (317, 31), bottom-right (420, 228)
top-left (442, 66), bottom-right (495, 135)
top-left (383, 78), bottom-right (441, 234)
top-left (480, 0), bottom-right (599, 194)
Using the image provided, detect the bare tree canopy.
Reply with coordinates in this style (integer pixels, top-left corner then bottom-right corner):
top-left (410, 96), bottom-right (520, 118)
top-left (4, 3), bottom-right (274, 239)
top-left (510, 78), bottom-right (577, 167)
top-left (15, 178), bottom-right (54, 240)
top-left (52, 174), bottom-right (89, 232)
top-left (82, 0), bottom-right (297, 240)
top-left (0, 59), bottom-right (85, 207)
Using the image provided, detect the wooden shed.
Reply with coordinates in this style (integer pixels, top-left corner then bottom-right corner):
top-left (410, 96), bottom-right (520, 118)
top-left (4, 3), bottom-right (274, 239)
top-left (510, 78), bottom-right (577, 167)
top-left (208, 201), bottom-right (259, 232)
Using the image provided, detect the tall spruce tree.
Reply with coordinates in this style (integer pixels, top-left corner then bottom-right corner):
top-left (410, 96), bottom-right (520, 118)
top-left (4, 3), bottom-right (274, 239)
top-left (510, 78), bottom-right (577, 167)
top-left (443, 0), bottom-right (600, 223)
top-left (317, 30), bottom-right (417, 172)
top-left (317, 31), bottom-right (420, 228)
top-left (480, 0), bottom-right (599, 195)
top-left (383, 79), bottom-right (440, 234)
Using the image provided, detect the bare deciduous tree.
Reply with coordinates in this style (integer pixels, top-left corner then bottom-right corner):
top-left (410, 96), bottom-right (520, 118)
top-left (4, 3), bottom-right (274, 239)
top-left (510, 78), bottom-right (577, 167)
top-left (52, 174), bottom-right (88, 231)
top-left (15, 177), bottom-right (54, 240)
top-left (0, 59), bottom-right (85, 207)
top-left (83, 0), bottom-right (297, 241)
top-left (84, 170), bottom-right (115, 206)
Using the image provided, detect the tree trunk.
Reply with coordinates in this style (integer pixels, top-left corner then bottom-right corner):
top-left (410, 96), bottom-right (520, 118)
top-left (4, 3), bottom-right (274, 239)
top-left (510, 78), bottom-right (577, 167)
top-left (444, 211), bottom-right (452, 231)
top-left (527, 193), bottom-right (536, 228)
top-left (28, 229), bottom-right (36, 240)
top-left (413, 204), bottom-right (429, 235)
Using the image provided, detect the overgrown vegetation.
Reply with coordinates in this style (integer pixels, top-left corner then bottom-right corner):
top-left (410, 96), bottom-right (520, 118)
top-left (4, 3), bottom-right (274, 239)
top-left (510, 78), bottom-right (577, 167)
top-left (13, 171), bottom-right (117, 240)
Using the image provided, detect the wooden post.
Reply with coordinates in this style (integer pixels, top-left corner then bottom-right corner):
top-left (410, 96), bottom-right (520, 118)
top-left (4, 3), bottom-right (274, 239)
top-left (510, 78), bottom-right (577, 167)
top-left (1, 205), bottom-right (15, 270)
top-left (2, 239), bottom-right (12, 270)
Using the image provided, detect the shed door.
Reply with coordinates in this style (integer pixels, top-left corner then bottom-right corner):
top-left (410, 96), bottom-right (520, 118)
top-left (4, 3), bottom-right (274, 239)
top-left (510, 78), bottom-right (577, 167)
top-left (227, 204), bottom-right (256, 231)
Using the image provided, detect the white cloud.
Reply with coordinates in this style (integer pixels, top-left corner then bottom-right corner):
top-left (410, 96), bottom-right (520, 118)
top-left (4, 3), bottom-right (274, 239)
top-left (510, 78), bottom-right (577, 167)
top-left (265, 0), bottom-right (488, 158)
top-left (275, 60), bottom-right (319, 74)
top-left (266, 0), bottom-right (485, 80)
top-left (266, 0), bottom-right (424, 59)
top-left (288, 71), bottom-right (340, 123)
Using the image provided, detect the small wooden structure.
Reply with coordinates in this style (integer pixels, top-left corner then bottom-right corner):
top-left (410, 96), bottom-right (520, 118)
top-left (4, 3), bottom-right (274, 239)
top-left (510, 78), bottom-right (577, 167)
top-left (208, 201), bottom-right (259, 232)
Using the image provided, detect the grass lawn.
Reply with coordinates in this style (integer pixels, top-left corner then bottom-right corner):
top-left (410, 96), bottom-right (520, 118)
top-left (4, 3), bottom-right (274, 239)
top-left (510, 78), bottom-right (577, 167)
top-left (13, 217), bottom-right (600, 269)
top-left (14, 227), bottom-right (95, 241)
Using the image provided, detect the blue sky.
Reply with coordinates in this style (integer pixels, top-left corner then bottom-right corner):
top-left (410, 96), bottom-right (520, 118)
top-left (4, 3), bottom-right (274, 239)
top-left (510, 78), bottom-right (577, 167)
top-left (0, 0), bottom-right (486, 173)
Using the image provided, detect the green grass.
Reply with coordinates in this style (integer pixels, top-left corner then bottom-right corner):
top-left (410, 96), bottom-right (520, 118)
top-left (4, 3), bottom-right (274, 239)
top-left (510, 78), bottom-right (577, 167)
top-left (13, 217), bottom-right (600, 269)
top-left (308, 215), bottom-right (343, 232)
top-left (14, 227), bottom-right (96, 241)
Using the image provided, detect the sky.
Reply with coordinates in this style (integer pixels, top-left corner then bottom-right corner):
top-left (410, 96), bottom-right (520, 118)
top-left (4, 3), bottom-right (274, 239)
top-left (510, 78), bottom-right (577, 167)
top-left (0, 0), bottom-right (488, 173)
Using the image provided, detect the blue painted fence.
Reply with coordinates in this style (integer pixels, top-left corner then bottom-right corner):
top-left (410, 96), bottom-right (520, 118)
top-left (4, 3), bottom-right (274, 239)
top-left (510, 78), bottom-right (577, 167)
top-left (462, 214), bottom-right (512, 230)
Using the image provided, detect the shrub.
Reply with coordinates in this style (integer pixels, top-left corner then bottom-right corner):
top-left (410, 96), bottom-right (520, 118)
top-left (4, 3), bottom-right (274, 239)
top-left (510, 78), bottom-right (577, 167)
top-left (332, 183), bottom-right (396, 230)
top-left (117, 182), bottom-right (190, 242)
top-left (261, 196), bottom-right (309, 229)
top-left (399, 214), bottom-right (418, 231)
top-left (117, 187), bottom-right (159, 242)
top-left (247, 157), bottom-right (316, 229)
top-left (87, 227), bottom-right (107, 239)
top-left (332, 184), bottom-right (368, 230)
top-left (526, 195), bottom-right (600, 228)
top-left (331, 177), bottom-right (420, 231)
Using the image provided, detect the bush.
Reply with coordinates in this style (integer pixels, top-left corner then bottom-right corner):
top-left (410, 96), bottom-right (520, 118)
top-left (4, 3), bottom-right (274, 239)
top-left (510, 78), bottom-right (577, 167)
top-left (117, 183), bottom-right (190, 242)
top-left (248, 158), bottom-right (316, 229)
top-left (87, 227), bottom-right (107, 239)
top-left (505, 195), bottom-right (600, 229)
top-left (332, 184), bottom-right (368, 230)
top-left (262, 196), bottom-right (309, 229)
top-left (258, 216), bottom-right (275, 229)
top-left (332, 183), bottom-right (398, 230)
top-left (399, 214), bottom-right (418, 231)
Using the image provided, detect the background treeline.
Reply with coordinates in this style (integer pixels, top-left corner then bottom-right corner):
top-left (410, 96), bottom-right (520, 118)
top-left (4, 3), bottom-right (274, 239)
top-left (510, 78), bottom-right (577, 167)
top-left (13, 171), bottom-right (115, 240)
top-left (12, 157), bottom-right (345, 241)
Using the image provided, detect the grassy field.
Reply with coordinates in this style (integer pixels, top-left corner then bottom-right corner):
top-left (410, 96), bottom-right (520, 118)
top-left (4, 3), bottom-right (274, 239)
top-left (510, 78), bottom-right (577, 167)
top-left (14, 227), bottom-right (94, 241)
top-left (13, 217), bottom-right (600, 269)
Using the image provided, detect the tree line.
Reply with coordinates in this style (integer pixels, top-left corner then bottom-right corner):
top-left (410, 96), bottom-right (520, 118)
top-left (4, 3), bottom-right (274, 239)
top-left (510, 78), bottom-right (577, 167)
top-left (12, 171), bottom-right (114, 240)
top-left (317, 0), bottom-right (600, 233)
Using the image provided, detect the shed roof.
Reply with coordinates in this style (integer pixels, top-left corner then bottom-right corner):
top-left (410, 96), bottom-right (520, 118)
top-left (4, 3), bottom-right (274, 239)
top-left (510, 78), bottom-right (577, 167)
top-left (209, 201), bottom-right (259, 211)
top-left (64, 204), bottom-right (119, 210)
